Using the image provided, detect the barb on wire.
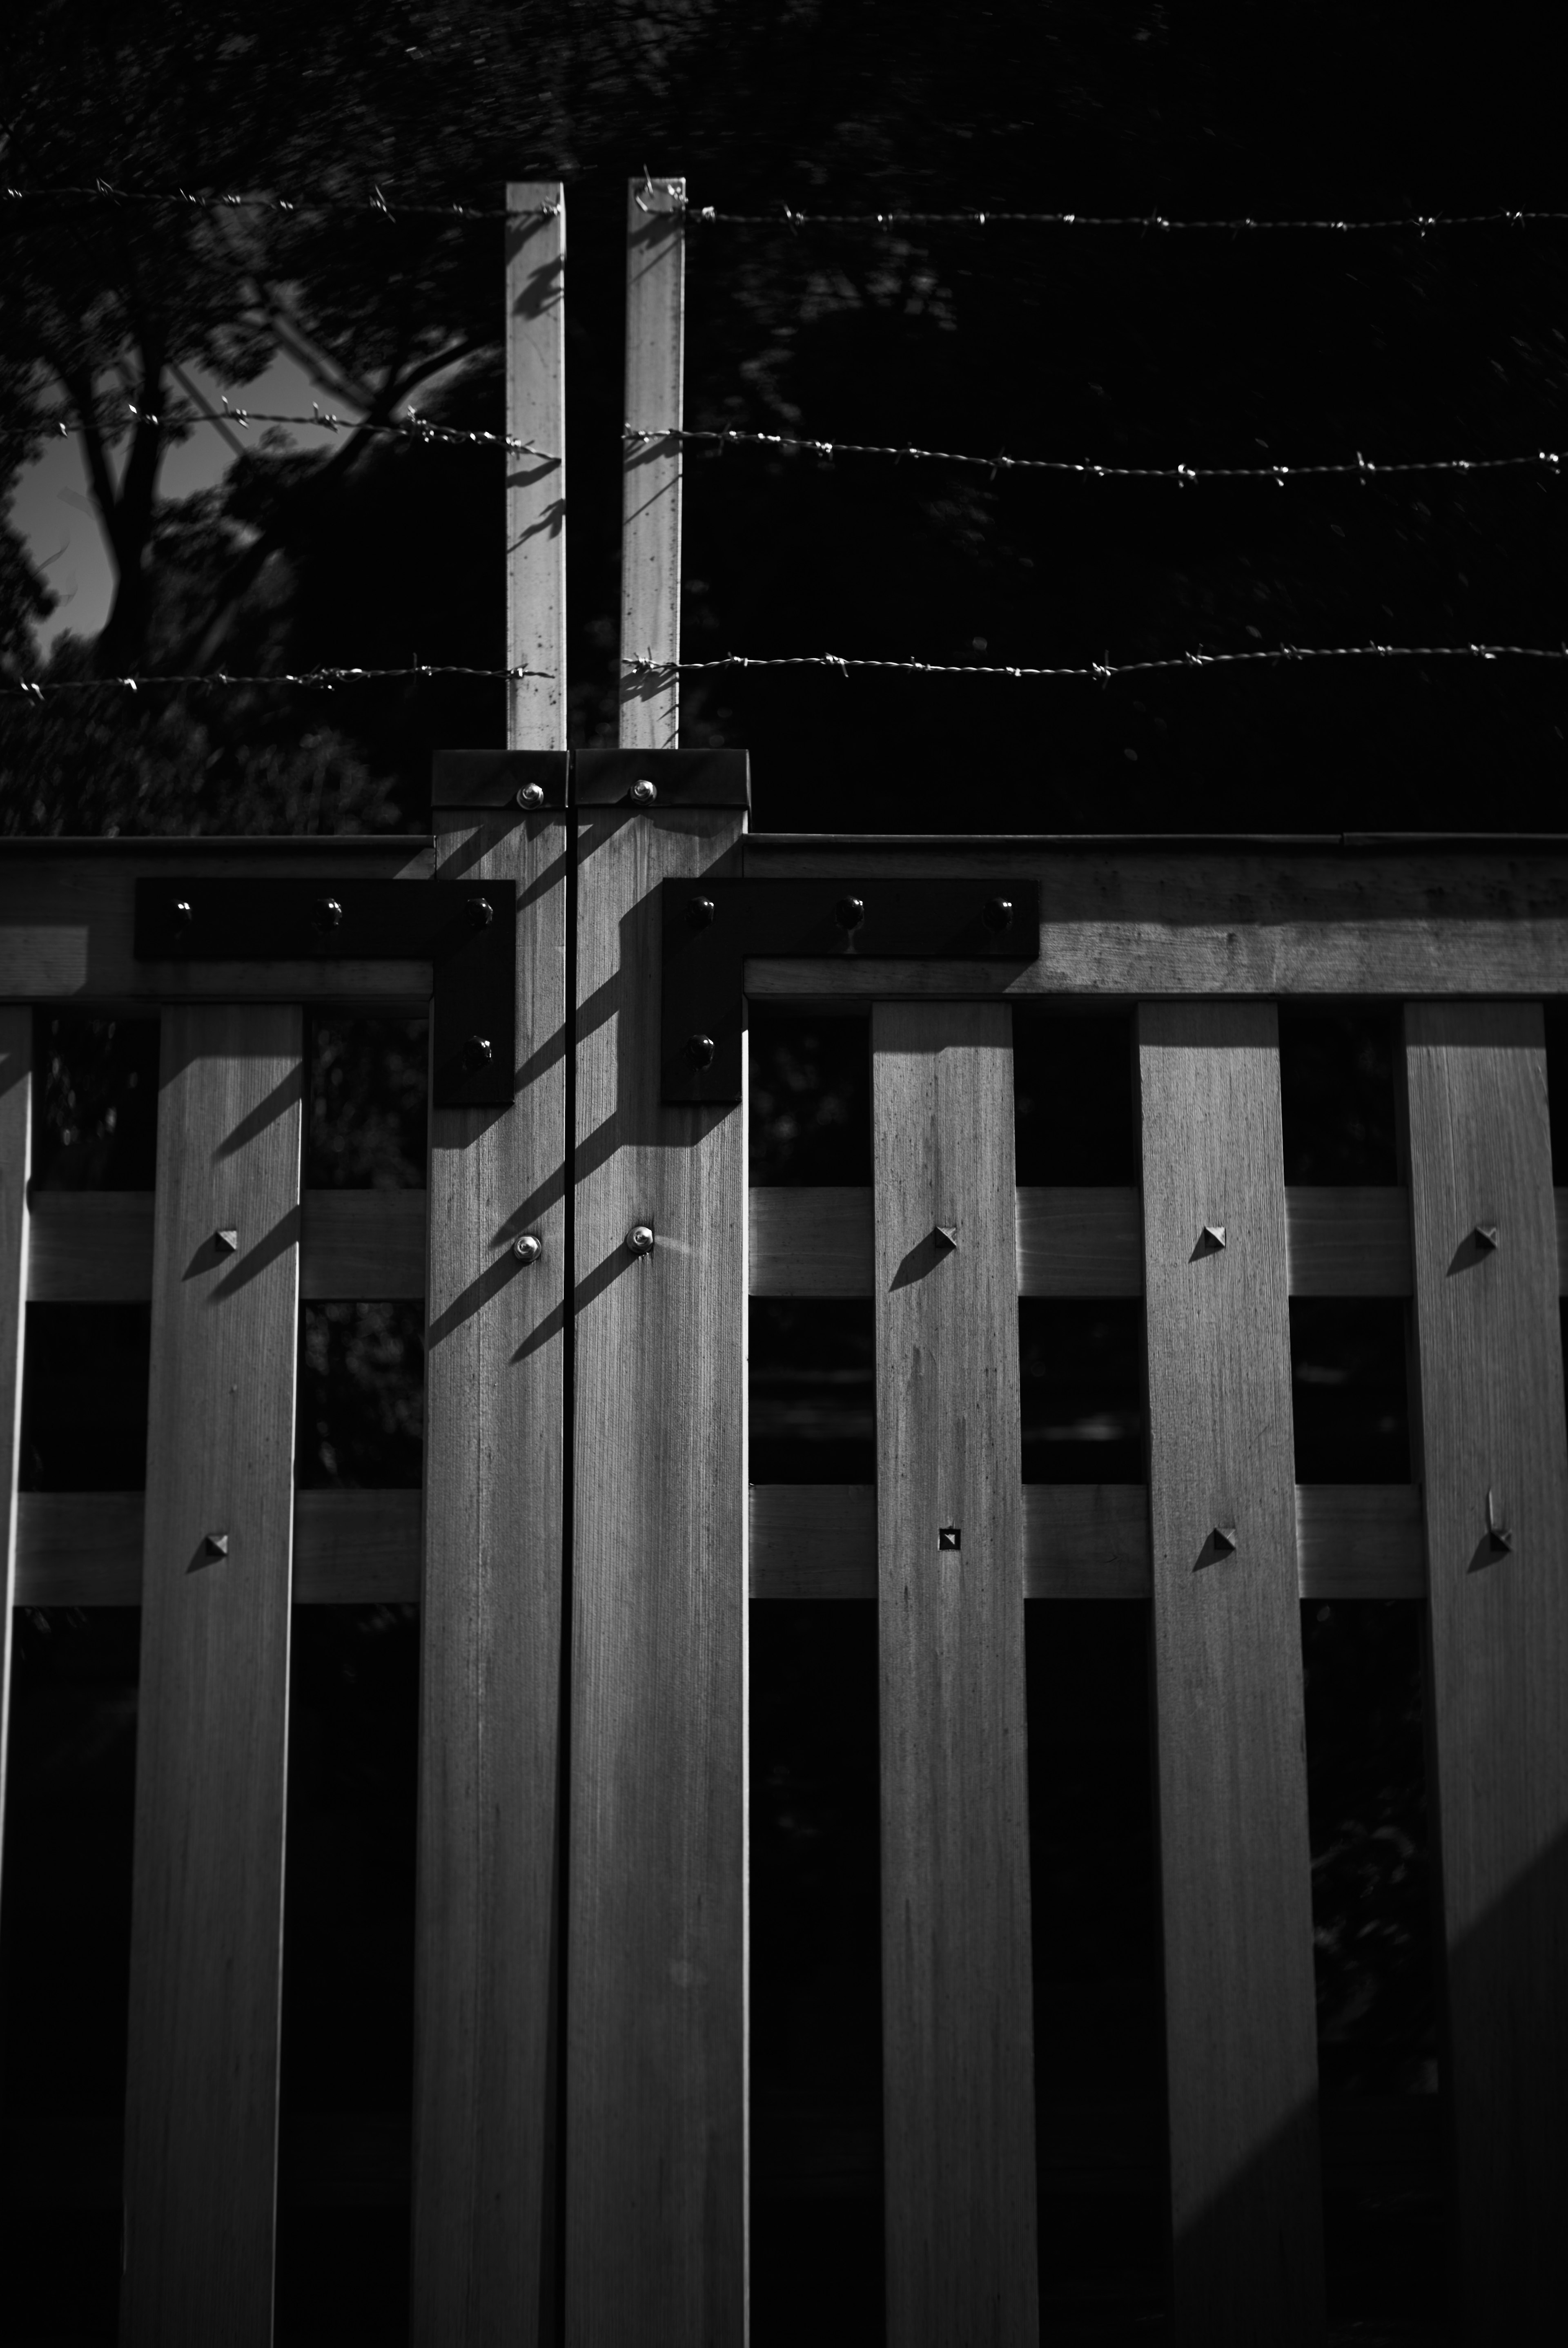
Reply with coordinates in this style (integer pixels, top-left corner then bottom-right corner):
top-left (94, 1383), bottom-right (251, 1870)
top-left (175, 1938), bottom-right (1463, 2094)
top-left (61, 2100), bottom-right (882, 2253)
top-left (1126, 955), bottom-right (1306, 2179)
top-left (4, 663), bottom-right (551, 701)
top-left (628, 422), bottom-right (1567, 486)
top-left (687, 201), bottom-right (1568, 232)
top-left (27, 397), bottom-right (548, 457)
top-left (1, 181), bottom-right (557, 222)
top-left (624, 642), bottom-right (1568, 683)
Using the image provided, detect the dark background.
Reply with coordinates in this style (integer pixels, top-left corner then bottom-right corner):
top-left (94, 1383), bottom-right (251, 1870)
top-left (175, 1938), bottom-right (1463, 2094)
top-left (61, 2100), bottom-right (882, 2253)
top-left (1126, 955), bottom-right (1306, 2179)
top-left (2, 0), bottom-right (1565, 838)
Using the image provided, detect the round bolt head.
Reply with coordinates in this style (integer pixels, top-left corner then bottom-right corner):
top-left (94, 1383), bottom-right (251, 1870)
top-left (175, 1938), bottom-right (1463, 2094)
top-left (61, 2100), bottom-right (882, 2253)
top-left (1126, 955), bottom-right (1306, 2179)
top-left (626, 1222), bottom-right (655, 1255)
top-left (687, 895), bottom-right (717, 930)
top-left (685, 1032), bottom-right (717, 1070)
top-left (314, 896), bottom-right (344, 930)
top-left (835, 894), bottom-right (866, 933)
top-left (630, 777), bottom-right (658, 805)
top-left (170, 897), bottom-right (194, 930)
top-left (465, 895), bottom-right (495, 930)
top-left (513, 1233), bottom-right (543, 1265)
top-left (514, 781), bottom-right (546, 809)
top-left (463, 1034), bottom-right (494, 1070)
top-left (982, 895), bottom-right (1014, 933)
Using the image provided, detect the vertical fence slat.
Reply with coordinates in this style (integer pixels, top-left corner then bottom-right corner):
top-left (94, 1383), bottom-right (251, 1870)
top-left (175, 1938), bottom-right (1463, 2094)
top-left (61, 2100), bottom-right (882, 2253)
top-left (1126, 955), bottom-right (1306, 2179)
top-left (506, 178), bottom-right (566, 752)
top-left (567, 805), bottom-right (747, 2342)
top-left (0, 1009), bottom-right (30, 1875)
top-left (619, 174), bottom-right (684, 750)
top-left (1402, 1002), bottom-right (1568, 2340)
top-left (121, 1005), bottom-right (303, 2344)
top-left (1137, 1002), bottom-right (1323, 2345)
top-left (871, 1001), bottom-right (1038, 2344)
top-left (412, 850), bottom-right (569, 2339)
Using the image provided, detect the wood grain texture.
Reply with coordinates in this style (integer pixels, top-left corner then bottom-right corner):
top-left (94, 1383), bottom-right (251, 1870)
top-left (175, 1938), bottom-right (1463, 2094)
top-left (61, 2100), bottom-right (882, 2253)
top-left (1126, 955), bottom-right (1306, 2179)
top-left (0, 844), bottom-right (431, 1001)
top-left (1024, 1482), bottom-right (1149, 1596)
top-left (1018, 1184), bottom-right (1141, 1295)
top-left (1294, 1484), bottom-right (1423, 1598)
top-left (507, 180), bottom-right (566, 752)
top-left (1137, 1002), bottom-right (1323, 2346)
top-left (27, 1188), bottom-right (426, 1302)
top-left (740, 844), bottom-right (1568, 997)
top-left (568, 807), bottom-right (747, 2344)
top-left (872, 1000), bottom-right (1038, 2346)
top-left (1401, 1002), bottom-right (1568, 2339)
top-left (0, 1010), bottom-right (30, 1890)
top-left (1285, 1186), bottom-right (1411, 1296)
top-left (618, 177), bottom-right (684, 749)
top-left (120, 1006), bottom-right (303, 2346)
top-left (14, 1487), bottom-right (422, 1606)
top-left (750, 1482), bottom-right (877, 1596)
top-left (413, 807), bottom-right (567, 2344)
top-left (749, 1185), bottom-right (872, 1296)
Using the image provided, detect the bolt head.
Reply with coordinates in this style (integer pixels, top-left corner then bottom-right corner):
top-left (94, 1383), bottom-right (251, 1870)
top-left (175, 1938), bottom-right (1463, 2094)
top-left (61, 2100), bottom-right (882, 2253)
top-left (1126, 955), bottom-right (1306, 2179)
top-left (982, 895), bottom-right (1014, 933)
top-left (687, 895), bottom-right (717, 930)
top-left (835, 894), bottom-right (866, 933)
top-left (630, 778), bottom-right (658, 805)
top-left (463, 1035), bottom-right (494, 1070)
top-left (465, 895), bottom-right (495, 930)
top-left (170, 898), bottom-right (194, 932)
top-left (514, 1233), bottom-right (543, 1264)
top-left (685, 1032), bottom-right (717, 1070)
top-left (313, 896), bottom-right (344, 930)
top-left (627, 1222), bottom-right (655, 1255)
top-left (514, 781), bottom-right (546, 809)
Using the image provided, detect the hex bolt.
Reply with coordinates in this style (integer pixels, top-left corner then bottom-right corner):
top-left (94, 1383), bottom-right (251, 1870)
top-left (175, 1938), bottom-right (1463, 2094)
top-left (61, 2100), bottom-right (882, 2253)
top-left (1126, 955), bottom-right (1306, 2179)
top-left (463, 1035), bottom-right (494, 1070)
top-left (687, 895), bottom-right (717, 930)
top-left (514, 1233), bottom-right (543, 1265)
top-left (626, 1222), bottom-right (655, 1255)
top-left (685, 1033), bottom-right (717, 1070)
top-left (465, 895), bottom-right (495, 930)
top-left (982, 896), bottom-right (1015, 933)
top-left (1474, 1223), bottom-right (1500, 1253)
top-left (204, 1531), bottom-right (229, 1561)
top-left (214, 1228), bottom-right (239, 1255)
top-left (835, 894), bottom-right (866, 933)
top-left (514, 781), bottom-right (546, 809)
top-left (630, 778), bottom-right (658, 805)
top-left (313, 896), bottom-right (344, 930)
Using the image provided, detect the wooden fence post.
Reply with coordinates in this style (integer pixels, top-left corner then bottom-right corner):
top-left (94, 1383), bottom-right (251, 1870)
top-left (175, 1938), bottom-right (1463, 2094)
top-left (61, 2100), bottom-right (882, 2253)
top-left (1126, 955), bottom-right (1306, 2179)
top-left (564, 174), bottom-right (748, 2339)
top-left (618, 174), bottom-right (684, 749)
top-left (0, 1010), bottom-right (30, 1878)
top-left (121, 1007), bottom-right (304, 2345)
top-left (1137, 1002), bottom-right (1324, 2346)
top-left (1401, 1003), bottom-right (1568, 2341)
top-left (411, 179), bottom-right (569, 2344)
top-left (871, 1001), bottom-right (1038, 2345)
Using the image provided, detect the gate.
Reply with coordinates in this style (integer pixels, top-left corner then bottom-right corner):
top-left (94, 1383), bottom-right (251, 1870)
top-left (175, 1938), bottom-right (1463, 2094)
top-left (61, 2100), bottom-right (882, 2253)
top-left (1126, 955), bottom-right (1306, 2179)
top-left (2, 811), bottom-right (1567, 2345)
top-left (3, 177), bottom-right (1567, 2348)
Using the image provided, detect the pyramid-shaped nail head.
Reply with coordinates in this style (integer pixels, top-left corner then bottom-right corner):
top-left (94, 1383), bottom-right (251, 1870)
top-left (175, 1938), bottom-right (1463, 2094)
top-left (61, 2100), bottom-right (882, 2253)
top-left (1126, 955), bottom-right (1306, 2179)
top-left (933, 1224), bottom-right (958, 1252)
top-left (1212, 1523), bottom-right (1238, 1556)
top-left (1474, 1224), bottom-right (1499, 1253)
top-left (1202, 1223), bottom-right (1226, 1250)
top-left (215, 1227), bottom-right (239, 1255)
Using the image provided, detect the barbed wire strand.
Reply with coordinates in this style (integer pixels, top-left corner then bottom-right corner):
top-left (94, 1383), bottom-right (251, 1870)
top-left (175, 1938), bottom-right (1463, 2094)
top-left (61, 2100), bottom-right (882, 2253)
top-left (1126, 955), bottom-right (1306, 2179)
top-left (687, 202), bottom-right (1568, 232)
top-left (3, 664), bottom-right (550, 700)
top-left (625, 642), bottom-right (1568, 682)
top-left (16, 399), bottom-right (549, 455)
top-left (1, 181), bottom-right (552, 222)
top-left (6, 644), bottom-right (1563, 700)
top-left (6, 183), bottom-right (1567, 234)
top-left (630, 423), bottom-right (1568, 486)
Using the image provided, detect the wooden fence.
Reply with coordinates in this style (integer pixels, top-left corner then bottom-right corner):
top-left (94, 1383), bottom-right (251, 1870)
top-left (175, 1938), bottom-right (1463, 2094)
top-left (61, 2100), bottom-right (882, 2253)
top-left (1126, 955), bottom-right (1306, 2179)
top-left (1, 178), bottom-right (1565, 2348)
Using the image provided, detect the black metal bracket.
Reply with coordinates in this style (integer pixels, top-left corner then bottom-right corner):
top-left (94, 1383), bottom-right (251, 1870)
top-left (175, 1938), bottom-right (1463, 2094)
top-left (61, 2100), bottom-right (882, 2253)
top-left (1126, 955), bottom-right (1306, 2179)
top-left (133, 879), bottom-right (517, 1107)
top-left (661, 878), bottom-right (1040, 1103)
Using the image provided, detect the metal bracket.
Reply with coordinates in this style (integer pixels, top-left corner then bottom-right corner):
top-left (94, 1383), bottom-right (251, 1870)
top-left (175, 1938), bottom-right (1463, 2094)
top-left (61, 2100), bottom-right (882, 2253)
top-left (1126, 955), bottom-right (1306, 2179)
top-left (133, 879), bottom-right (517, 1107)
top-left (661, 878), bottom-right (1040, 1102)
